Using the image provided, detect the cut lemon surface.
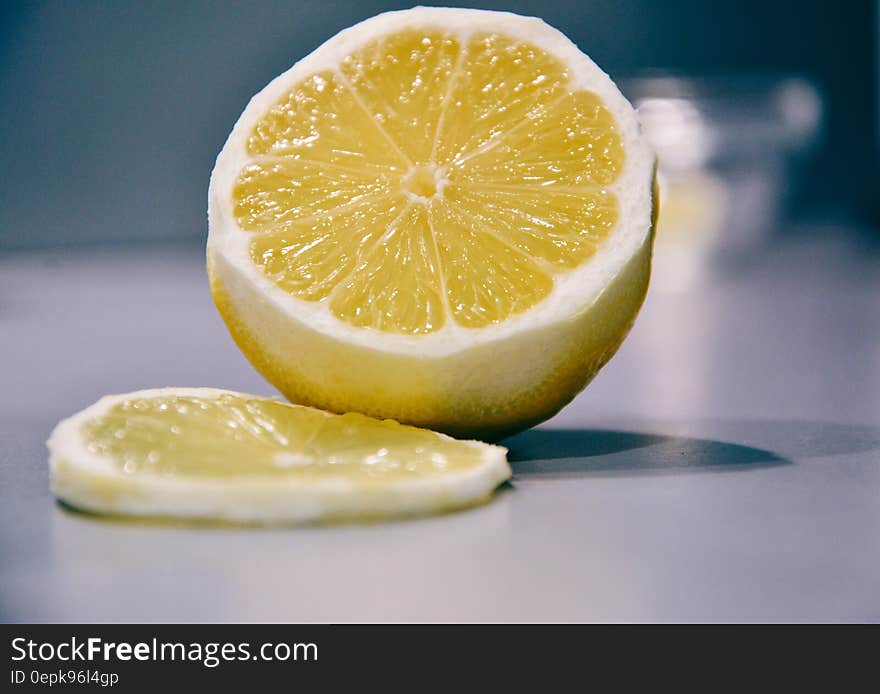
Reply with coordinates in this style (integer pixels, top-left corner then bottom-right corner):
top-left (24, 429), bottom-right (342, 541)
top-left (48, 388), bottom-right (510, 524)
top-left (208, 7), bottom-right (657, 439)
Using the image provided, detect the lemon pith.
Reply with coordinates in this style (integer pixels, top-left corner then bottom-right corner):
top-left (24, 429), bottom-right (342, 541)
top-left (208, 8), bottom-right (656, 439)
top-left (49, 388), bottom-right (511, 523)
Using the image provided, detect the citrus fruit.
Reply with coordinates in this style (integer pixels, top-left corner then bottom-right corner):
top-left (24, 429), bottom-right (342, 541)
top-left (48, 388), bottom-right (510, 524)
top-left (208, 7), bottom-right (657, 440)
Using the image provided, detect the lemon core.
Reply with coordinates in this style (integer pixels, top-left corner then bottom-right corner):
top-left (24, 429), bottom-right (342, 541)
top-left (402, 164), bottom-right (445, 200)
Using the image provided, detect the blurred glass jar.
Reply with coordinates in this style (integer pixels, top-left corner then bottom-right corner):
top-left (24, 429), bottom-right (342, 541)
top-left (622, 75), bottom-right (823, 291)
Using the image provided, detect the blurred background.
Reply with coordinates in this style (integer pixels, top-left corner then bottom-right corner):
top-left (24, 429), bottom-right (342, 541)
top-left (1, 0), bottom-right (877, 253)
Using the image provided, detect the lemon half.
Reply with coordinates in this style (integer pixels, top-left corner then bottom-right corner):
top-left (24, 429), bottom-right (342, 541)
top-left (208, 7), bottom-right (656, 439)
top-left (48, 388), bottom-right (510, 524)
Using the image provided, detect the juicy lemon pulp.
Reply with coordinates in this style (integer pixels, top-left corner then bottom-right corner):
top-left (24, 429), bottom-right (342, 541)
top-left (234, 30), bottom-right (623, 335)
top-left (82, 393), bottom-right (484, 481)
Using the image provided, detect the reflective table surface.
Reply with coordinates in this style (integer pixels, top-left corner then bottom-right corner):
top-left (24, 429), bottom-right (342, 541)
top-left (2, 232), bottom-right (879, 622)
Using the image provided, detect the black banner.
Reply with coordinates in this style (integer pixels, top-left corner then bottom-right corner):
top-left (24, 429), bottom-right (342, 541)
top-left (2, 624), bottom-right (874, 688)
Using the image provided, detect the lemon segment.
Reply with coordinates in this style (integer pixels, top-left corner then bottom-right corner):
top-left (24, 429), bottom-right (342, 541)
top-left (49, 388), bottom-right (510, 524)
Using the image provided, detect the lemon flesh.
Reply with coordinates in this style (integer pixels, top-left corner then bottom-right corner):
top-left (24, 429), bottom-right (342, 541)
top-left (49, 389), bottom-right (510, 524)
top-left (235, 30), bottom-right (623, 334)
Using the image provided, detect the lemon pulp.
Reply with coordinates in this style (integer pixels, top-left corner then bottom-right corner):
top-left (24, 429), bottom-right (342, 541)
top-left (234, 29), bottom-right (624, 335)
top-left (83, 393), bottom-right (484, 481)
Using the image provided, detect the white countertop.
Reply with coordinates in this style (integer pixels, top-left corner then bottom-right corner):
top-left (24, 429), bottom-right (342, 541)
top-left (1, 235), bottom-right (879, 622)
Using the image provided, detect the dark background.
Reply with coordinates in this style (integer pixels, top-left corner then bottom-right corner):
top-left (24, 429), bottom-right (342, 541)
top-left (0, 0), bottom-right (877, 249)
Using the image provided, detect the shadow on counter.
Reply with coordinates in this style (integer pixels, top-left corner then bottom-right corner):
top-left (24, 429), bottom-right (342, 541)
top-left (503, 428), bottom-right (790, 478)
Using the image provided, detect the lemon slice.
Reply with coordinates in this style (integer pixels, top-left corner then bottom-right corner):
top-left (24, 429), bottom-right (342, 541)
top-left (47, 388), bottom-right (510, 524)
top-left (208, 7), bottom-right (656, 439)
